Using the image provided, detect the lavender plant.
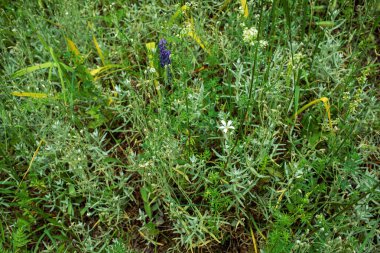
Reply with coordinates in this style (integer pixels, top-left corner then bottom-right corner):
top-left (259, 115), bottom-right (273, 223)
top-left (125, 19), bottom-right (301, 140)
top-left (158, 38), bottom-right (171, 83)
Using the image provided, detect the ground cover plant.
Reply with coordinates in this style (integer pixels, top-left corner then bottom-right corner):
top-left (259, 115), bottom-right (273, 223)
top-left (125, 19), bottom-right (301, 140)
top-left (0, 0), bottom-right (379, 252)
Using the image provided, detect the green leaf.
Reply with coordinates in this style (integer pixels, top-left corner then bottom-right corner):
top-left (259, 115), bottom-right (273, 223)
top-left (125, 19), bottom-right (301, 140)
top-left (67, 200), bottom-right (74, 217)
top-left (68, 184), bottom-right (76, 196)
top-left (140, 186), bottom-right (153, 219)
top-left (12, 225), bottom-right (30, 252)
top-left (140, 186), bottom-right (149, 203)
top-left (144, 222), bottom-right (159, 236)
top-left (316, 21), bottom-right (335, 27)
top-left (294, 85), bottom-right (300, 114)
top-left (12, 62), bottom-right (56, 78)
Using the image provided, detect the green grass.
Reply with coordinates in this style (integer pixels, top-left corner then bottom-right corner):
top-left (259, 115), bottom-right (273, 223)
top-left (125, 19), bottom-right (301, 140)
top-left (0, 0), bottom-right (379, 252)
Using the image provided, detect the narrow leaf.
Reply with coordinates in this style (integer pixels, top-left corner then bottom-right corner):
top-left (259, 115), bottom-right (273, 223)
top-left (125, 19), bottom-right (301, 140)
top-left (241, 0), bottom-right (249, 18)
top-left (49, 47), bottom-right (66, 104)
top-left (65, 37), bottom-right (80, 56)
top-left (12, 62), bottom-right (56, 78)
top-left (90, 64), bottom-right (123, 76)
top-left (169, 5), bottom-right (189, 25)
top-left (294, 97), bottom-right (333, 130)
top-left (294, 85), bottom-right (300, 114)
top-left (316, 21), bottom-right (335, 27)
top-left (11, 92), bottom-right (49, 98)
top-left (93, 35), bottom-right (105, 65)
top-left (186, 19), bottom-right (211, 55)
top-left (249, 225), bottom-right (258, 253)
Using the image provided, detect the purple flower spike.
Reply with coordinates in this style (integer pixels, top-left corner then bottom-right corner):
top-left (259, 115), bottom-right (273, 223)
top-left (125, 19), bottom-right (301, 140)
top-left (159, 39), bottom-right (171, 67)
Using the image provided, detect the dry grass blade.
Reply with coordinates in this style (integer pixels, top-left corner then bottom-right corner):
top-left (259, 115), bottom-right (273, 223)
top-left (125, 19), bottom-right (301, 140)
top-left (249, 225), bottom-right (258, 253)
top-left (275, 189), bottom-right (286, 209)
top-left (22, 139), bottom-right (45, 182)
top-left (241, 0), bottom-right (249, 18)
top-left (11, 92), bottom-right (49, 98)
top-left (65, 37), bottom-right (81, 56)
top-left (90, 64), bottom-right (124, 77)
top-left (294, 97), bottom-right (333, 130)
top-left (12, 139), bottom-right (45, 202)
top-left (186, 18), bottom-right (211, 55)
top-left (169, 4), bottom-right (189, 25)
top-left (93, 35), bottom-right (105, 65)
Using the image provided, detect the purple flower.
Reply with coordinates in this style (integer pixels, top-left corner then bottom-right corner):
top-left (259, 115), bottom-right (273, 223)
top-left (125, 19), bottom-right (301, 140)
top-left (158, 39), bottom-right (171, 67)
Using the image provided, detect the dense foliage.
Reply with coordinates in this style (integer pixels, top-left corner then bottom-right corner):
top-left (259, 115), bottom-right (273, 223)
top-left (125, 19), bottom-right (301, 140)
top-left (0, 1), bottom-right (379, 252)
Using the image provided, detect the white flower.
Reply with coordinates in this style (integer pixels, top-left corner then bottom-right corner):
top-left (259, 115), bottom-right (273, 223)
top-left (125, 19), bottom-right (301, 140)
top-left (190, 155), bottom-right (197, 164)
top-left (238, 6), bottom-right (244, 15)
top-left (114, 85), bottom-right (121, 94)
top-left (243, 26), bottom-right (258, 45)
top-left (259, 40), bottom-right (268, 48)
top-left (148, 67), bottom-right (156, 73)
top-left (218, 120), bottom-right (235, 134)
top-left (144, 67), bottom-right (156, 74)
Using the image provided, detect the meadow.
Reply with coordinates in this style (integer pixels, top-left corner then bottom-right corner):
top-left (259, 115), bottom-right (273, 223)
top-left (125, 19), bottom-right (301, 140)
top-left (0, 0), bottom-right (379, 252)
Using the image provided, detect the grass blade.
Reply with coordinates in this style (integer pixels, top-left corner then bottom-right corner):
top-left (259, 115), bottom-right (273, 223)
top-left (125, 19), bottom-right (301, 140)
top-left (12, 62), bottom-right (56, 78)
top-left (49, 47), bottom-right (66, 104)
top-left (249, 225), bottom-right (258, 253)
top-left (93, 35), bottom-right (105, 65)
top-left (294, 97), bottom-right (333, 130)
top-left (11, 92), bottom-right (49, 98)
top-left (168, 4), bottom-right (189, 25)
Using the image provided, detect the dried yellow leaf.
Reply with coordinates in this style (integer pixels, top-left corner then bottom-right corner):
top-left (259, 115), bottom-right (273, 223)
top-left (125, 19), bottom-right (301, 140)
top-left (241, 0), bottom-right (249, 18)
top-left (11, 92), bottom-right (49, 98)
top-left (65, 37), bottom-right (80, 56)
top-left (93, 35), bottom-right (105, 65)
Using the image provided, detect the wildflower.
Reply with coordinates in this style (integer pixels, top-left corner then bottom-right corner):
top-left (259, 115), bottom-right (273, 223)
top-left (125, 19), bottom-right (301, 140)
top-left (158, 39), bottom-right (171, 67)
top-left (144, 66), bottom-right (156, 74)
top-left (180, 22), bottom-right (192, 37)
top-left (259, 40), bottom-right (268, 48)
top-left (114, 85), bottom-right (121, 93)
top-left (149, 67), bottom-right (157, 73)
top-left (218, 120), bottom-right (235, 134)
top-left (190, 155), bottom-right (197, 164)
top-left (294, 52), bottom-right (304, 63)
top-left (342, 91), bottom-right (350, 101)
top-left (243, 26), bottom-right (258, 45)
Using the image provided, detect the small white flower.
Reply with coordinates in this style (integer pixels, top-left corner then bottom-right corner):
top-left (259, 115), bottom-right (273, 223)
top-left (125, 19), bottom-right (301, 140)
top-left (238, 6), bottom-right (244, 15)
top-left (259, 40), bottom-right (268, 48)
top-left (190, 155), bottom-right (197, 164)
top-left (218, 120), bottom-right (235, 134)
top-left (148, 67), bottom-right (156, 73)
top-left (114, 85), bottom-right (122, 94)
top-left (243, 26), bottom-right (258, 44)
